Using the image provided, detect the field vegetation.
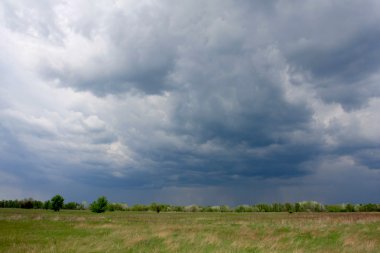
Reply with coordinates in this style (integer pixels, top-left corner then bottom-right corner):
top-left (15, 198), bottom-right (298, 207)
top-left (2, 198), bottom-right (380, 213)
top-left (1, 208), bottom-right (380, 252)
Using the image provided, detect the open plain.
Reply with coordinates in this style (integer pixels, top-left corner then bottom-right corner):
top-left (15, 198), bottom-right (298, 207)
top-left (1, 208), bottom-right (380, 252)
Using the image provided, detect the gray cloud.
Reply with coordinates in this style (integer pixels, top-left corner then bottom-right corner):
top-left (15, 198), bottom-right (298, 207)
top-left (0, 0), bottom-right (379, 204)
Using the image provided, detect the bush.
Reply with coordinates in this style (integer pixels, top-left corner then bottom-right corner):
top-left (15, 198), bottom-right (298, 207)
top-left (90, 196), bottom-right (108, 213)
top-left (149, 203), bottom-right (162, 213)
top-left (235, 205), bottom-right (254, 212)
top-left (170, 205), bottom-right (184, 212)
top-left (108, 203), bottom-right (126, 211)
top-left (64, 202), bottom-right (79, 210)
top-left (130, 204), bottom-right (149, 211)
top-left (184, 205), bottom-right (200, 212)
top-left (285, 203), bottom-right (294, 213)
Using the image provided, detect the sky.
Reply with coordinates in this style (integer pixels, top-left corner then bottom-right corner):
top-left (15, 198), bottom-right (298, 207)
top-left (0, 0), bottom-right (380, 206)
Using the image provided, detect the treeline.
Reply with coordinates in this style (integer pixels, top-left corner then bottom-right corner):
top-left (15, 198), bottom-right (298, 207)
top-left (1, 198), bottom-right (380, 213)
top-left (126, 201), bottom-right (380, 213)
top-left (0, 198), bottom-right (87, 210)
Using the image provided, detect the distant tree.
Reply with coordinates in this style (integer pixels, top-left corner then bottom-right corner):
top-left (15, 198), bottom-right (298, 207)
top-left (44, 200), bottom-right (51, 210)
top-left (359, 203), bottom-right (378, 212)
top-left (79, 201), bottom-right (89, 210)
top-left (345, 203), bottom-right (355, 212)
top-left (130, 204), bottom-right (149, 211)
top-left (295, 203), bottom-right (301, 212)
top-left (64, 202), bottom-right (78, 210)
top-left (149, 203), bottom-right (162, 213)
top-left (220, 205), bottom-right (230, 212)
top-left (272, 203), bottom-right (281, 212)
top-left (326, 204), bottom-right (342, 212)
top-left (108, 203), bottom-right (126, 211)
top-left (33, 200), bottom-right (43, 209)
top-left (235, 205), bottom-right (246, 212)
top-left (90, 196), bottom-right (108, 213)
top-left (51, 195), bottom-right (64, 212)
top-left (21, 198), bottom-right (34, 209)
top-left (235, 205), bottom-right (254, 212)
top-left (185, 205), bottom-right (200, 212)
top-left (171, 205), bottom-right (184, 212)
top-left (285, 203), bottom-right (294, 213)
top-left (200, 206), bottom-right (212, 212)
top-left (256, 203), bottom-right (271, 212)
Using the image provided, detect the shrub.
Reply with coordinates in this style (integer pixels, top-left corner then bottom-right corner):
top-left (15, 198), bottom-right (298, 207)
top-left (90, 196), bottom-right (108, 213)
top-left (185, 205), bottom-right (200, 212)
top-left (64, 202), bottom-right (79, 210)
top-left (130, 204), bottom-right (149, 211)
top-left (235, 205), bottom-right (254, 212)
top-left (171, 205), bottom-right (184, 212)
top-left (108, 203), bottom-right (126, 211)
top-left (149, 203), bottom-right (162, 213)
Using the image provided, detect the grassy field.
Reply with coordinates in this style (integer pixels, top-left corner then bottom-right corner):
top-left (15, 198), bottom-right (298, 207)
top-left (1, 209), bottom-right (380, 252)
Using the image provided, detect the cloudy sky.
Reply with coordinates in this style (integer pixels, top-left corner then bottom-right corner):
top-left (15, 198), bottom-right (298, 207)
top-left (1, 0), bottom-right (380, 205)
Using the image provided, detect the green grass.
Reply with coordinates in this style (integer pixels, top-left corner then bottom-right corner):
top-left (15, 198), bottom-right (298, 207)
top-left (1, 209), bottom-right (380, 252)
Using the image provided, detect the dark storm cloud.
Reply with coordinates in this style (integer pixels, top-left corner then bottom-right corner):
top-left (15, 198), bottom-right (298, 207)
top-left (37, 0), bottom-right (178, 96)
top-left (287, 26), bottom-right (380, 109)
top-left (0, 125), bottom-right (31, 169)
top-left (353, 149), bottom-right (380, 170)
top-left (0, 124), bottom-right (55, 199)
top-left (290, 27), bottom-right (380, 82)
top-left (1, 0), bottom-right (380, 204)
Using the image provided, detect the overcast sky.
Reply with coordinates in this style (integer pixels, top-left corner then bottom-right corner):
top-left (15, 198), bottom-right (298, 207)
top-left (1, 0), bottom-right (380, 205)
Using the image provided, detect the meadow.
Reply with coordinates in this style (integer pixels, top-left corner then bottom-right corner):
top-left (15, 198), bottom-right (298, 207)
top-left (1, 208), bottom-right (380, 253)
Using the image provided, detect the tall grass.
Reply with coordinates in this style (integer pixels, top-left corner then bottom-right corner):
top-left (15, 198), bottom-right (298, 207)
top-left (1, 208), bottom-right (380, 252)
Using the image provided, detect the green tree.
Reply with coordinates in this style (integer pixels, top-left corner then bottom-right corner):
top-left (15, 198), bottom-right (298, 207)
top-left (64, 202), bottom-right (78, 210)
top-left (220, 205), bottom-right (230, 212)
top-left (43, 200), bottom-right (51, 210)
top-left (51, 195), bottom-right (64, 212)
top-left (345, 203), bottom-right (355, 212)
top-left (295, 202), bottom-right (301, 212)
top-left (130, 204), bottom-right (149, 211)
top-left (149, 202), bottom-right (166, 213)
top-left (107, 203), bottom-right (126, 211)
top-left (285, 203), bottom-right (294, 213)
top-left (90, 196), bottom-right (108, 213)
top-left (20, 198), bottom-right (34, 209)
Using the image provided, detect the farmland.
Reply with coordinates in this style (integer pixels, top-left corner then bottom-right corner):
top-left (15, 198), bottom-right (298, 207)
top-left (1, 208), bottom-right (380, 252)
